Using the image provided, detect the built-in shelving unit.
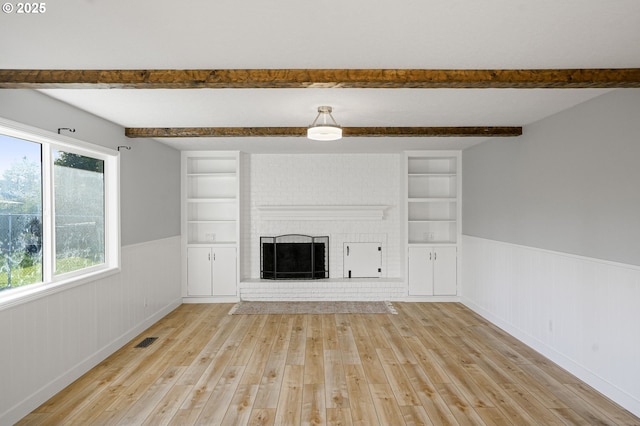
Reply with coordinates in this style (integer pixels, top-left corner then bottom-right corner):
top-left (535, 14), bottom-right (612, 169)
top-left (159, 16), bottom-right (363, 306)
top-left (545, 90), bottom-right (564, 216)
top-left (406, 154), bottom-right (459, 244)
top-left (185, 155), bottom-right (238, 245)
top-left (405, 151), bottom-right (461, 298)
top-left (182, 151), bottom-right (240, 301)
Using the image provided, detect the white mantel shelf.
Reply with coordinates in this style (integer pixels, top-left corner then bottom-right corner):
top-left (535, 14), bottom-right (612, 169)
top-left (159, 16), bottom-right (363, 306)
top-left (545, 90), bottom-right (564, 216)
top-left (257, 205), bottom-right (388, 221)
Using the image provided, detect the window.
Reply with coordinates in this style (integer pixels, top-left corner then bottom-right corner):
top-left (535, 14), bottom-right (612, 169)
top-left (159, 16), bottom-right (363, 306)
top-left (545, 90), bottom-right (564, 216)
top-left (53, 150), bottom-right (105, 275)
top-left (0, 136), bottom-right (42, 289)
top-left (0, 118), bottom-right (119, 302)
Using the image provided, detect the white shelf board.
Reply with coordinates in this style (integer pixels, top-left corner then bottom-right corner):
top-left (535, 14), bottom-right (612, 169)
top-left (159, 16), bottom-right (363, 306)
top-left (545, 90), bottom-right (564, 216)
top-left (408, 220), bottom-right (456, 223)
top-left (408, 197), bottom-right (457, 203)
top-left (187, 173), bottom-right (236, 177)
top-left (187, 197), bottom-right (237, 203)
top-left (408, 173), bottom-right (456, 177)
top-left (408, 241), bottom-right (457, 246)
top-left (187, 241), bottom-right (237, 246)
top-left (187, 220), bottom-right (236, 224)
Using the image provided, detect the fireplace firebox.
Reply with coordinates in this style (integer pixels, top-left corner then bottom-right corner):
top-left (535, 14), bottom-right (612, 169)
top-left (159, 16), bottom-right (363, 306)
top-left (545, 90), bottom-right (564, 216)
top-left (261, 234), bottom-right (329, 279)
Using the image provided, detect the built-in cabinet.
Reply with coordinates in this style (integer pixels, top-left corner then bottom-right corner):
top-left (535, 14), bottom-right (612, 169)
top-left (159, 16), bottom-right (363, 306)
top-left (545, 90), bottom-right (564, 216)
top-left (187, 247), bottom-right (237, 296)
top-left (405, 151), bottom-right (460, 297)
top-left (182, 151), bottom-right (240, 301)
top-left (408, 246), bottom-right (457, 295)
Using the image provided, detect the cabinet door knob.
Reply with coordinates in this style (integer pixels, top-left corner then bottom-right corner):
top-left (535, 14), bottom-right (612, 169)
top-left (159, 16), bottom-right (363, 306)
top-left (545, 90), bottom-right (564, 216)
top-left (434, 252), bottom-right (437, 260)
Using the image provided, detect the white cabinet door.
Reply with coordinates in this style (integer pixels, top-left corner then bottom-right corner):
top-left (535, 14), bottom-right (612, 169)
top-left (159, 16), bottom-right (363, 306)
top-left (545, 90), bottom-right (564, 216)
top-left (408, 246), bottom-right (457, 296)
top-left (212, 247), bottom-right (237, 296)
top-left (187, 247), bottom-right (212, 296)
top-left (433, 247), bottom-right (457, 295)
top-left (408, 247), bottom-right (434, 296)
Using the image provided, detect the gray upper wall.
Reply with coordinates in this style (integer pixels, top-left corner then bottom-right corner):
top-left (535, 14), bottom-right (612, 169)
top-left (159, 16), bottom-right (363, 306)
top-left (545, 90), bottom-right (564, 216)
top-left (462, 89), bottom-right (640, 266)
top-left (0, 90), bottom-right (180, 246)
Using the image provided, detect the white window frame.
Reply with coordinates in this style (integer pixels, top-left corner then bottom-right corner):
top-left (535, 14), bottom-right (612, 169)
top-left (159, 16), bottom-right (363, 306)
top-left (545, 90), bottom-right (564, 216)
top-left (0, 117), bottom-right (120, 310)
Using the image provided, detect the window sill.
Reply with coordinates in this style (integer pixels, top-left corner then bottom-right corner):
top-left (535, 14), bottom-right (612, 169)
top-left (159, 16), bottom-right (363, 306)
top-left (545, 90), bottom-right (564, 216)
top-left (0, 266), bottom-right (120, 312)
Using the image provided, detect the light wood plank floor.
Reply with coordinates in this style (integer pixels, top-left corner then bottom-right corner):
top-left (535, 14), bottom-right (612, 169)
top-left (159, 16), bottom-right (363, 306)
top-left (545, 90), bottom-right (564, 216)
top-left (18, 303), bottom-right (640, 425)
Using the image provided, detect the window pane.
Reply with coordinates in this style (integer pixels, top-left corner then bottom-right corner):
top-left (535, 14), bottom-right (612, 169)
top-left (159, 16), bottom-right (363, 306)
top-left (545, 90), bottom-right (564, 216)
top-left (0, 135), bottom-right (42, 290)
top-left (54, 151), bottom-right (105, 275)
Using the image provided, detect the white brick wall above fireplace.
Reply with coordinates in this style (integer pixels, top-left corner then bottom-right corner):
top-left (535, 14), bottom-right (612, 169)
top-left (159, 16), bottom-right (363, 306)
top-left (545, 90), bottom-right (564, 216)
top-left (241, 153), bottom-right (402, 280)
top-left (257, 205), bottom-right (388, 221)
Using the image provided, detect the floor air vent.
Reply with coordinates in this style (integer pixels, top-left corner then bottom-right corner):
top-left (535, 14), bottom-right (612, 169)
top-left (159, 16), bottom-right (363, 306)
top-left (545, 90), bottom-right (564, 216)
top-left (135, 337), bottom-right (158, 348)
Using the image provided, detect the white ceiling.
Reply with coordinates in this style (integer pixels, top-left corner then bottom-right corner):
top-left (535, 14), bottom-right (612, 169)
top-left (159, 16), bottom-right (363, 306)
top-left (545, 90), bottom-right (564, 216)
top-left (2, 0), bottom-right (639, 152)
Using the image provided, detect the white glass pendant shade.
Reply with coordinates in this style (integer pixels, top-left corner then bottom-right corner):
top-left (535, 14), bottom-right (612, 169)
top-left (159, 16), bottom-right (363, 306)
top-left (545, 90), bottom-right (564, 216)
top-left (307, 125), bottom-right (342, 141)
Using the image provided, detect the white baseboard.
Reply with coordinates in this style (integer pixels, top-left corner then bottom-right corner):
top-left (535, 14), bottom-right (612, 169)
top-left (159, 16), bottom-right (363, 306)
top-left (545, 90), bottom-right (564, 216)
top-left (402, 296), bottom-right (460, 302)
top-left (182, 296), bottom-right (240, 304)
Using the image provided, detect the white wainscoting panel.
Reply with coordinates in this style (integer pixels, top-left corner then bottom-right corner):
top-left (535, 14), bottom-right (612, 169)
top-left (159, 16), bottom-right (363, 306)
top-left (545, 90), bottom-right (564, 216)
top-left (461, 235), bottom-right (640, 417)
top-left (0, 236), bottom-right (182, 425)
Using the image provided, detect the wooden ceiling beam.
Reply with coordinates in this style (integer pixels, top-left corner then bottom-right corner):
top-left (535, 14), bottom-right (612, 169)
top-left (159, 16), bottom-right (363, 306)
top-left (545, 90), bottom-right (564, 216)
top-left (124, 126), bottom-right (523, 138)
top-left (1, 68), bottom-right (640, 89)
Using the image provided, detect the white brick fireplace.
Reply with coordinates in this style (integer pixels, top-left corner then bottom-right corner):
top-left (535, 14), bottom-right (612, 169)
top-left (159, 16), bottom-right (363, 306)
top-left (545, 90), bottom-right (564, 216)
top-left (239, 153), bottom-right (405, 300)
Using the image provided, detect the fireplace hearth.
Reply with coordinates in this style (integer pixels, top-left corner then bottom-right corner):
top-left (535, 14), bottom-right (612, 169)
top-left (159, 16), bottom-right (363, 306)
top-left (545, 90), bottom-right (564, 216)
top-left (261, 234), bottom-right (329, 279)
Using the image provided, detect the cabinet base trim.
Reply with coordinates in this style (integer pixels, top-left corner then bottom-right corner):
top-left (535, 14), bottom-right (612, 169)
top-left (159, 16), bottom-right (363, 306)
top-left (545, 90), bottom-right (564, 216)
top-left (403, 296), bottom-right (460, 302)
top-left (182, 296), bottom-right (240, 304)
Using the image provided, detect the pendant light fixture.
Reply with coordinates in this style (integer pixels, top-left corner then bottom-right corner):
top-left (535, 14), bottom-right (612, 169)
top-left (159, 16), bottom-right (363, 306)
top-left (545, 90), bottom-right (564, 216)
top-left (307, 106), bottom-right (342, 141)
